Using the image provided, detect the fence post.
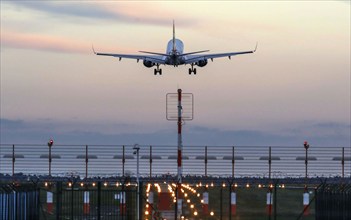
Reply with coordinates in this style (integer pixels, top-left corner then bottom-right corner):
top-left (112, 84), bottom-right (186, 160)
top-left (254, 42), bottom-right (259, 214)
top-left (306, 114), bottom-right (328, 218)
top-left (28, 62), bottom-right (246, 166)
top-left (342, 147), bottom-right (345, 179)
top-left (56, 181), bottom-right (62, 220)
top-left (269, 147), bottom-right (272, 179)
top-left (150, 146), bottom-right (152, 178)
top-left (232, 146), bottom-right (235, 178)
top-left (12, 144), bottom-right (15, 176)
top-left (122, 145), bottom-right (125, 177)
top-left (205, 146), bottom-right (208, 177)
top-left (98, 182), bottom-right (101, 220)
top-left (85, 145), bottom-right (88, 179)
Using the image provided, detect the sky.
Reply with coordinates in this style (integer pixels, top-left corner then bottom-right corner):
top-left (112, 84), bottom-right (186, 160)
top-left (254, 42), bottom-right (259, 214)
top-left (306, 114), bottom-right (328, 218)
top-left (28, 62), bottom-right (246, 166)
top-left (0, 1), bottom-right (350, 146)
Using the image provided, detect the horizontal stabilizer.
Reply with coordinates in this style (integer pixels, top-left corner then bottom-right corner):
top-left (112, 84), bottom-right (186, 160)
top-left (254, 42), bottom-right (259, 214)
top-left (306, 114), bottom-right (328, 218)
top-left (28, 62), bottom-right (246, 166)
top-left (180, 50), bottom-right (210, 56)
top-left (139, 51), bottom-right (169, 56)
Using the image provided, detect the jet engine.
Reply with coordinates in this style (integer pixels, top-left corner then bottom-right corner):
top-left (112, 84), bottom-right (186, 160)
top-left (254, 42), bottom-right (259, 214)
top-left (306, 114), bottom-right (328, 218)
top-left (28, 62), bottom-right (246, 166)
top-left (196, 59), bottom-right (208, 67)
top-left (143, 60), bottom-right (155, 68)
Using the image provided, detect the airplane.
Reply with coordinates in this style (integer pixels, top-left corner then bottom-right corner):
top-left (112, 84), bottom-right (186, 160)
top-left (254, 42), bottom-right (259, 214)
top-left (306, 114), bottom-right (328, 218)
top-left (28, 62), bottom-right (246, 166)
top-left (93, 21), bottom-right (257, 75)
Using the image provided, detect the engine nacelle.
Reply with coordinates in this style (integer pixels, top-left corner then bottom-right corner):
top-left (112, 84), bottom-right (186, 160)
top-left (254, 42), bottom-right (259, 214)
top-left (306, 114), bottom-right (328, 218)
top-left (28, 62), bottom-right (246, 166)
top-left (196, 59), bottom-right (208, 67)
top-left (143, 60), bottom-right (155, 68)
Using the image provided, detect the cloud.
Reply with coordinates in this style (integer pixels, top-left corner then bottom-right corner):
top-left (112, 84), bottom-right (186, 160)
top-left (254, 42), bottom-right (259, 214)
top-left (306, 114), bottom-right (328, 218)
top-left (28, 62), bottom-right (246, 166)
top-left (2, 31), bottom-right (89, 53)
top-left (1, 118), bottom-right (349, 146)
top-left (6, 1), bottom-right (194, 27)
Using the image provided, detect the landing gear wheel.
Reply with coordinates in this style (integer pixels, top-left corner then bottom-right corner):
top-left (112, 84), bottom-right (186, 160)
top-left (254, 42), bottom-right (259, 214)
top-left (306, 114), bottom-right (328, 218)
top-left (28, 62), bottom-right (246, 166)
top-left (189, 68), bottom-right (192, 75)
top-left (154, 66), bottom-right (162, 75)
top-left (194, 68), bottom-right (197, 75)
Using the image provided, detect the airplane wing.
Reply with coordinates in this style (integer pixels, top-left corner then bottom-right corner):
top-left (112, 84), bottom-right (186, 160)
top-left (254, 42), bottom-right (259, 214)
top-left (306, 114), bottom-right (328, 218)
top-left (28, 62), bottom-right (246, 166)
top-left (93, 47), bottom-right (166, 64)
top-left (184, 45), bottom-right (257, 64)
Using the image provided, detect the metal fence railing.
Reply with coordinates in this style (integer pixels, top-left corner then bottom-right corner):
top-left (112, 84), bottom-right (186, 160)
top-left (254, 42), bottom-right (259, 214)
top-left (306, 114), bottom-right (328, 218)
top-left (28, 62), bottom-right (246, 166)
top-left (1, 144), bottom-right (350, 179)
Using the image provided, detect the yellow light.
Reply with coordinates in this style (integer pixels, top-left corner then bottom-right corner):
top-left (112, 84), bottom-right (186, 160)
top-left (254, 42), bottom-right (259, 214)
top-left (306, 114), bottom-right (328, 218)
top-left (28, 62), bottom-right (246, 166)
top-left (145, 210), bottom-right (149, 215)
top-left (211, 182), bottom-right (214, 187)
top-left (44, 182), bottom-right (48, 187)
top-left (184, 193), bottom-right (188, 197)
top-left (92, 182), bottom-right (96, 187)
top-left (68, 182), bottom-right (72, 187)
top-left (146, 204), bottom-right (149, 208)
top-left (187, 199), bottom-right (190, 203)
top-left (270, 184), bottom-right (273, 189)
top-left (206, 184), bottom-right (209, 188)
top-left (197, 193), bottom-right (200, 197)
top-left (80, 182), bottom-right (84, 187)
top-left (190, 204), bottom-right (194, 209)
top-left (194, 211), bottom-right (198, 216)
top-left (234, 183), bottom-right (238, 188)
top-left (282, 184), bottom-right (285, 188)
top-left (201, 199), bottom-right (204, 203)
top-left (199, 183), bottom-right (202, 187)
top-left (258, 184), bottom-right (262, 188)
top-left (222, 183), bottom-right (226, 188)
top-left (210, 211), bottom-right (214, 216)
top-left (116, 182), bottom-right (119, 187)
top-left (104, 182), bottom-right (108, 187)
top-left (246, 183), bottom-right (250, 188)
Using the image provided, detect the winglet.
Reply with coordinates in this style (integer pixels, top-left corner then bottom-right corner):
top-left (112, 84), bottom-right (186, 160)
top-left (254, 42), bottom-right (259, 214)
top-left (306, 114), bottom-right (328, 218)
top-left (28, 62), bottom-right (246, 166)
top-left (253, 42), bottom-right (258, 52)
top-left (92, 44), bottom-right (97, 54)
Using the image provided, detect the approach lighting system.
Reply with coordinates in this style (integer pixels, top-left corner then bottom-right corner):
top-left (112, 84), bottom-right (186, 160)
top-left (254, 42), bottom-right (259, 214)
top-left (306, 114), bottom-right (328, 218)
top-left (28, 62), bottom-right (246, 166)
top-left (48, 139), bottom-right (54, 148)
top-left (304, 141), bottom-right (309, 150)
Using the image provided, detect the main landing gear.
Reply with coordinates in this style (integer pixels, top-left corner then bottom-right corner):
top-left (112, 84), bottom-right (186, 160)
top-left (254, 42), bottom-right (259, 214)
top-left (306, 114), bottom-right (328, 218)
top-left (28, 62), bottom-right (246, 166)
top-left (188, 63), bottom-right (197, 75)
top-left (154, 64), bottom-right (162, 75)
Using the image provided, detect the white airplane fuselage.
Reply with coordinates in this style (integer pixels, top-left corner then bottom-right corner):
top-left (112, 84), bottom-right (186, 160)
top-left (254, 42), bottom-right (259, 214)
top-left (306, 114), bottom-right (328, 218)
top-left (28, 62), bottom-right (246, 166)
top-left (165, 39), bottom-right (185, 66)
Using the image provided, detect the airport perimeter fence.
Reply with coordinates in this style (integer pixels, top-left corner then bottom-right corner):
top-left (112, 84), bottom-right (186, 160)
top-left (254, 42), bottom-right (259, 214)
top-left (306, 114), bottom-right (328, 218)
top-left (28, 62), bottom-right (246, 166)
top-left (1, 144), bottom-right (351, 219)
top-left (2, 179), bottom-right (351, 220)
top-left (0, 144), bottom-right (350, 179)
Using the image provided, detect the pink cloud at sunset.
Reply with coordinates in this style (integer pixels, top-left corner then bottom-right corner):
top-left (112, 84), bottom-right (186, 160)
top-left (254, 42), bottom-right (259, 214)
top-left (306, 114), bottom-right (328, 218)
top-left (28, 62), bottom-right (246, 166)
top-left (1, 31), bottom-right (134, 54)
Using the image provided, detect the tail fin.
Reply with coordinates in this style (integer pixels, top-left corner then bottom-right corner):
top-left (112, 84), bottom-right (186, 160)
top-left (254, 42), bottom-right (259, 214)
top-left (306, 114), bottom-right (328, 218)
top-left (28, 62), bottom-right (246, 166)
top-left (172, 20), bottom-right (176, 52)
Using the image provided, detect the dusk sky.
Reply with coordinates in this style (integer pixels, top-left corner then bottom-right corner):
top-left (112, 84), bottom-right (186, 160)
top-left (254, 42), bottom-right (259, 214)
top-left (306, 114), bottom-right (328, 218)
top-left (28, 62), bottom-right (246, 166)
top-left (1, 1), bottom-right (350, 146)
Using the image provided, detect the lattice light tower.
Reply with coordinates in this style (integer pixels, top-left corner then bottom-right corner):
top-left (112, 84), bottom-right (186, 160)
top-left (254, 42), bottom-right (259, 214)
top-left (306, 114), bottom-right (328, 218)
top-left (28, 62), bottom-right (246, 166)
top-left (167, 89), bottom-right (193, 219)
